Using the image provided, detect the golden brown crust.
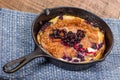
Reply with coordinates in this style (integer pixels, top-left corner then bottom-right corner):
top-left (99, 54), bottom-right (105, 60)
top-left (37, 15), bottom-right (105, 62)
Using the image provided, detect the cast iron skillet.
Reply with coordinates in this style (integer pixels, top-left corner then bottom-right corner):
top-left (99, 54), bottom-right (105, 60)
top-left (3, 7), bottom-right (113, 73)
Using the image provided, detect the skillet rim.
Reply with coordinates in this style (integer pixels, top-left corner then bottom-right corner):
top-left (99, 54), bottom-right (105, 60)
top-left (31, 6), bottom-right (114, 65)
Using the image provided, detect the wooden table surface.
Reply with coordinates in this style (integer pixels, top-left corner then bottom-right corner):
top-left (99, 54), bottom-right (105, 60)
top-left (0, 0), bottom-right (120, 19)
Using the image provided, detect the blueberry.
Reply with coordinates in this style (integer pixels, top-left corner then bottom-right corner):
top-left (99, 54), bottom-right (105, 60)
top-left (64, 34), bottom-right (68, 38)
top-left (54, 35), bottom-right (57, 38)
top-left (81, 34), bottom-right (85, 38)
top-left (67, 31), bottom-right (73, 37)
top-left (77, 54), bottom-right (84, 61)
top-left (59, 15), bottom-right (63, 20)
top-left (71, 39), bottom-right (75, 43)
top-left (90, 59), bottom-right (94, 61)
top-left (98, 43), bottom-right (103, 49)
top-left (81, 57), bottom-right (84, 61)
top-left (76, 30), bottom-right (85, 38)
top-left (77, 54), bottom-right (82, 58)
top-left (68, 31), bottom-right (73, 34)
top-left (66, 41), bottom-right (70, 45)
top-left (74, 35), bottom-right (78, 39)
top-left (69, 43), bottom-right (74, 47)
top-left (73, 59), bottom-right (79, 62)
top-left (62, 39), bottom-right (67, 43)
top-left (76, 30), bottom-right (81, 35)
top-left (61, 29), bottom-right (67, 33)
top-left (49, 29), bottom-right (62, 39)
top-left (52, 29), bottom-right (58, 34)
top-left (78, 36), bottom-right (81, 40)
top-left (49, 34), bottom-right (54, 38)
top-left (62, 55), bottom-right (67, 59)
top-left (77, 30), bottom-right (82, 34)
top-left (54, 35), bottom-right (61, 39)
top-left (91, 43), bottom-right (97, 49)
top-left (75, 38), bottom-right (80, 43)
top-left (67, 57), bottom-right (72, 61)
top-left (79, 44), bottom-right (83, 48)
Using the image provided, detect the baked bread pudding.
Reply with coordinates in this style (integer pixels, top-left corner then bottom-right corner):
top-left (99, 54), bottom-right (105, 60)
top-left (37, 15), bottom-right (105, 63)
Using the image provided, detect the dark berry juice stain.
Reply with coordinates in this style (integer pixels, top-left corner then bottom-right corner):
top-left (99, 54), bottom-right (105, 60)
top-left (79, 48), bottom-right (87, 53)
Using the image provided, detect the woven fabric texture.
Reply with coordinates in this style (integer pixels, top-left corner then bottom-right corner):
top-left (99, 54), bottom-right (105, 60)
top-left (0, 8), bottom-right (120, 80)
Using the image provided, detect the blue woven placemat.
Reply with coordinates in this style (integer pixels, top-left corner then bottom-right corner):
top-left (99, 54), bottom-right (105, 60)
top-left (0, 8), bottom-right (120, 80)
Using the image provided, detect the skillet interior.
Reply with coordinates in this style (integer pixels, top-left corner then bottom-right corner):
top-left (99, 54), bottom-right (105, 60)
top-left (32, 7), bottom-right (113, 61)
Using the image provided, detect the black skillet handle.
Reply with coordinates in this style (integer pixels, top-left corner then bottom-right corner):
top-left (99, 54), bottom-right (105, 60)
top-left (3, 48), bottom-right (48, 73)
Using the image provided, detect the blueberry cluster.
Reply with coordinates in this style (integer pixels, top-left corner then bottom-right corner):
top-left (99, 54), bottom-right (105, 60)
top-left (62, 30), bottom-right (85, 47)
top-left (49, 29), bottom-right (66, 39)
top-left (49, 29), bottom-right (85, 47)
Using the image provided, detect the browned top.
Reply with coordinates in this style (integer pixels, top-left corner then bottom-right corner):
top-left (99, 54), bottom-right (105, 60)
top-left (37, 17), bottom-right (102, 58)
